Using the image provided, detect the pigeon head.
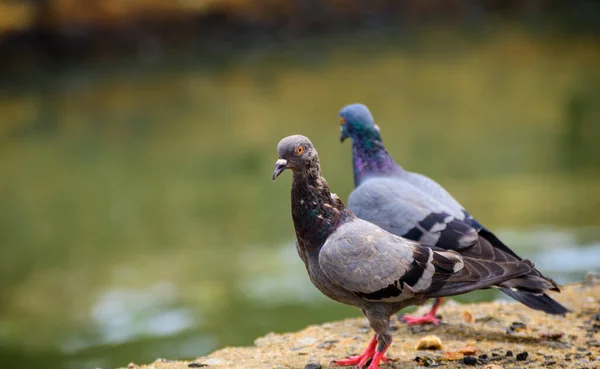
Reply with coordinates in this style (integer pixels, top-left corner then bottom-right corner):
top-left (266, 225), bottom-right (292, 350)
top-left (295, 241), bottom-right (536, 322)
top-left (339, 103), bottom-right (381, 143)
top-left (272, 135), bottom-right (318, 180)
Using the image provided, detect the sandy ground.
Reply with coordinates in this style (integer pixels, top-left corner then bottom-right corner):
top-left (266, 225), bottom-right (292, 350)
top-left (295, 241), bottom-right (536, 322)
top-left (127, 274), bottom-right (599, 369)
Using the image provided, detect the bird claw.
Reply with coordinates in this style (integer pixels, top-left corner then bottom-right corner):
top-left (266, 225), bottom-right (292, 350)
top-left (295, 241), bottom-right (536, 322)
top-left (333, 355), bottom-right (392, 368)
top-left (333, 355), bottom-right (371, 367)
top-left (401, 313), bottom-right (440, 326)
top-left (333, 355), bottom-right (363, 366)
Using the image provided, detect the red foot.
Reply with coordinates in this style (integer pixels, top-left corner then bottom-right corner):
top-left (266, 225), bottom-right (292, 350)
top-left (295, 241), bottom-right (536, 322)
top-left (401, 313), bottom-right (440, 326)
top-left (334, 355), bottom-right (392, 367)
top-left (366, 346), bottom-right (390, 369)
top-left (334, 336), bottom-right (392, 369)
top-left (334, 336), bottom-right (376, 367)
top-left (401, 298), bottom-right (443, 326)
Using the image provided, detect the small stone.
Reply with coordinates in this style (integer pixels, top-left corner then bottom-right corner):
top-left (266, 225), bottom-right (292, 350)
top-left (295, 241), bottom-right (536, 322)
top-left (463, 356), bottom-right (478, 365)
top-left (482, 365), bottom-right (504, 369)
top-left (516, 352), bottom-right (528, 361)
top-left (460, 346), bottom-right (478, 355)
top-left (415, 356), bottom-right (436, 367)
top-left (305, 364), bottom-right (322, 369)
top-left (478, 354), bottom-right (489, 364)
top-left (540, 332), bottom-right (564, 341)
top-left (489, 353), bottom-right (502, 362)
top-left (462, 311), bottom-right (473, 323)
top-left (542, 360), bottom-right (556, 366)
top-left (507, 322), bottom-right (527, 334)
top-left (188, 364), bottom-right (208, 368)
top-left (415, 335), bottom-right (443, 350)
top-left (127, 364), bottom-right (138, 369)
top-left (444, 351), bottom-right (463, 361)
top-left (506, 350), bottom-right (513, 357)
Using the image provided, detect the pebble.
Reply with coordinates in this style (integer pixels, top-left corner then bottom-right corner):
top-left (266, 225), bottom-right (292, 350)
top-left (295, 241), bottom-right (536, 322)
top-left (415, 335), bottom-right (443, 350)
top-left (516, 351), bottom-right (529, 361)
top-left (489, 354), bottom-right (502, 362)
top-left (305, 364), bottom-right (321, 369)
top-left (540, 332), bottom-right (564, 340)
top-left (505, 350), bottom-right (513, 357)
top-left (507, 321), bottom-right (527, 334)
top-left (463, 356), bottom-right (478, 365)
top-left (444, 351), bottom-right (462, 361)
top-left (127, 364), bottom-right (139, 369)
top-left (462, 311), bottom-right (473, 323)
top-left (188, 364), bottom-right (208, 368)
top-left (460, 345), bottom-right (478, 355)
top-left (415, 356), bottom-right (436, 367)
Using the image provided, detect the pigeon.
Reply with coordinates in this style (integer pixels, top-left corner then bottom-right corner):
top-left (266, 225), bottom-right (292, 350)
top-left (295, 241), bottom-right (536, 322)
top-left (272, 134), bottom-right (537, 369)
top-left (339, 103), bottom-right (569, 325)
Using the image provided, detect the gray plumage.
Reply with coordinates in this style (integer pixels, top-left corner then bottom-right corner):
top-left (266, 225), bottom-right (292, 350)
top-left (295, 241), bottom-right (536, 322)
top-left (273, 134), bottom-right (535, 369)
top-left (340, 103), bottom-right (568, 317)
top-left (348, 176), bottom-right (476, 247)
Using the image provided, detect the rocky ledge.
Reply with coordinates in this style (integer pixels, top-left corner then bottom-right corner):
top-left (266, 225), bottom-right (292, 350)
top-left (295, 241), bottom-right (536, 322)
top-left (129, 274), bottom-right (599, 369)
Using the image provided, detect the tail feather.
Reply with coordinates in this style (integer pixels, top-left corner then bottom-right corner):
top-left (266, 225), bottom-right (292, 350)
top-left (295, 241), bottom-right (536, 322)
top-left (428, 257), bottom-right (533, 298)
top-left (479, 228), bottom-right (561, 292)
top-left (499, 274), bottom-right (557, 294)
top-left (500, 288), bottom-right (570, 315)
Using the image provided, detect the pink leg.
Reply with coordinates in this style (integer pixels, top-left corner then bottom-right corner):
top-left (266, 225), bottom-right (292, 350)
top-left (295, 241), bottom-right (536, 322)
top-left (401, 298), bottom-right (443, 326)
top-left (367, 343), bottom-right (391, 369)
top-left (334, 335), bottom-right (377, 367)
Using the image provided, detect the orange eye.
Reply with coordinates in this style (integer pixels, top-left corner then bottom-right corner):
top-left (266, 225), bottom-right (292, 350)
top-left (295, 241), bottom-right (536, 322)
top-left (296, 146), bottom-right (304, 155)
top-left (340, 117), bottom-right (345, 125)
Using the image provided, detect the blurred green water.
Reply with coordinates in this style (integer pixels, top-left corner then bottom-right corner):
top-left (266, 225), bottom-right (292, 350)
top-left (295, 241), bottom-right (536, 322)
top-left (1, 27), bottom-right (600, 369)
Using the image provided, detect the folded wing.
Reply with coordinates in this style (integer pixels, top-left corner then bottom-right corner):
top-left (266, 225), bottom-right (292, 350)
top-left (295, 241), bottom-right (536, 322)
top-left (318, 219), bottom-right (533, 303)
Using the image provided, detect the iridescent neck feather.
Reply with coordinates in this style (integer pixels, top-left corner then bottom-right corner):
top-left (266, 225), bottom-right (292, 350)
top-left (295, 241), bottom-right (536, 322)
top-left (351, 129), bottom-right (401, 186)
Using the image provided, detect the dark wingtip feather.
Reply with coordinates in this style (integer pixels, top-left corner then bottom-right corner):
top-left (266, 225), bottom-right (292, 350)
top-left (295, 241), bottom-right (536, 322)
top-left (500, 289), bottom-right (570, 315)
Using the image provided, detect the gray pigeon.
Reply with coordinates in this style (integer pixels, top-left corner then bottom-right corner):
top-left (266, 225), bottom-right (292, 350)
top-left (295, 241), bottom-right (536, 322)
top-left (339, 103), bottom-right (568, 325)
top-left (273, 135), bottom-right (536, 369)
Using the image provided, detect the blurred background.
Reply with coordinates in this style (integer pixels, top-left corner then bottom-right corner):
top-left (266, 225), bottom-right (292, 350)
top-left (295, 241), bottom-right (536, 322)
top-left (1, 1), bottom-right (600, 368)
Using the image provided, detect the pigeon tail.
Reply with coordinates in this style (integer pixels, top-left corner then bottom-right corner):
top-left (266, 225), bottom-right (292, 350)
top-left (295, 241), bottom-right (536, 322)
top-left (500, 289), bottom-right (570, 316)
top-left (479, 228), bottom-right (561, 292)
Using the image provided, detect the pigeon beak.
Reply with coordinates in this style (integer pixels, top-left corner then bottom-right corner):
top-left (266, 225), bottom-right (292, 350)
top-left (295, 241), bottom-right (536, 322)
top-left (272, 159), bottom-right (288, 181)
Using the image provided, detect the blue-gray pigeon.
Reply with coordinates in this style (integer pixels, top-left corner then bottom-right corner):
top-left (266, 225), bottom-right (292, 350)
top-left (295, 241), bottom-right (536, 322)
top-left (273, 134), bottom-right (537, 369)
top-left (339, 103), bottom-right (568, 325)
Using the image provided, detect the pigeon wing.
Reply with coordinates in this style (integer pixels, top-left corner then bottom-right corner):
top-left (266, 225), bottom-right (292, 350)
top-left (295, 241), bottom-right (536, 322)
top-left (318, 219), bottom-right (533, 303)
top-left (318, 219), bottom-right (463, 302)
